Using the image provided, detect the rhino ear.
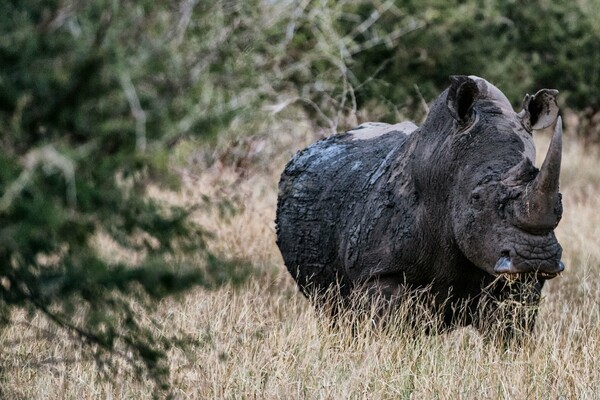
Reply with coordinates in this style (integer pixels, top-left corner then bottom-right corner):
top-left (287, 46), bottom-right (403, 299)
top-left (446, 75), bottom-right (480, 123)
top-left (519, 89), bottom-right (559, 131)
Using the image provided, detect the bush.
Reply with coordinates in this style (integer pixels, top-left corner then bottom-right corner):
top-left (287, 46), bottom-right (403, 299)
top-left (273, 0), bottom-right (600, 134)
top-left (0, 0), bottom-right (261, 391)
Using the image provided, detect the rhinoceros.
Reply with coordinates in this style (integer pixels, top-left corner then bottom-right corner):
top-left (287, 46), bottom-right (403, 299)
top-left (275, 75), bottom-right (564, 342)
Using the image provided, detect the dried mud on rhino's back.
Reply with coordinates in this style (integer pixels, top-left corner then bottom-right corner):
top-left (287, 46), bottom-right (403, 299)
top-left (275, 125), bottom-right (415, 295)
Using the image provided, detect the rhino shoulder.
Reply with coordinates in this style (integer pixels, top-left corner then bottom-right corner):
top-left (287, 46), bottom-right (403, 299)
top-left (347, 121), bottom-right (418, 141)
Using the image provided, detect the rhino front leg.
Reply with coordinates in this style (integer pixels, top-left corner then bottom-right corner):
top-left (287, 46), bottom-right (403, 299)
top-left (349, 277), bottom-right (446, 335)
top-left (474, 278), bottom-right (543, 347)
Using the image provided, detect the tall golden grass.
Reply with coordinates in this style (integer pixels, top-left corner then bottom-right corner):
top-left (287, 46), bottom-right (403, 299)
top-left (1, 114), bottom-right (599, 399)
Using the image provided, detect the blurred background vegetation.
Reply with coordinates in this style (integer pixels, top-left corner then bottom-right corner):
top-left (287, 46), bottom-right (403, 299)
top-left (1, 0), bottom-right (599, 392)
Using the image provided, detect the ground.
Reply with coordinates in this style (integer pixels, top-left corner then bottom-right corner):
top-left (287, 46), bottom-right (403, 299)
top-left (1, 118), bottom-right (599, 399)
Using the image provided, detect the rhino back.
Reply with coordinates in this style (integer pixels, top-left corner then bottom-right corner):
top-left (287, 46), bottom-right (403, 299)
top-left (276, 128), bottom-right (420, 295)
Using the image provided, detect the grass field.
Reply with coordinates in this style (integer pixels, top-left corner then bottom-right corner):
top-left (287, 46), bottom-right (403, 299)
top-left (1, 115), bottom-right (599, 399)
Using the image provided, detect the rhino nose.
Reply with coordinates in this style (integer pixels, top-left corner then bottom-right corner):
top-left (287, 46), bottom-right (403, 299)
top-left (494, 256), bottom-right (564, 279)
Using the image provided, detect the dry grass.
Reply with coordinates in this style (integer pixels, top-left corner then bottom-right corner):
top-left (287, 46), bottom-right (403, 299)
top-left (1, 118), bottom-right (600, 399)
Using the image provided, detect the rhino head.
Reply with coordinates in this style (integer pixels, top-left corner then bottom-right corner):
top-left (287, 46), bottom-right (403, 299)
top-left (421, 76), bottom-right (564, 280)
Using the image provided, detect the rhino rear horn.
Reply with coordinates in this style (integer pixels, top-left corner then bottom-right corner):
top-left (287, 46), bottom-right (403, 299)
top-left (446, 76), bottom-right (480, 123)
top-left (519, 89), bottom-right (559, 131)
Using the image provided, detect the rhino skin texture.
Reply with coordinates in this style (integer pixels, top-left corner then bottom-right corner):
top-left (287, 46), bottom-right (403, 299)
top-left (276, 75), bottom-right (565, 344)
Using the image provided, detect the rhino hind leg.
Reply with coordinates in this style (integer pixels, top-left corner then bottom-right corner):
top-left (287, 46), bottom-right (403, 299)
top-left (287, 264), bottom-right (351, 299)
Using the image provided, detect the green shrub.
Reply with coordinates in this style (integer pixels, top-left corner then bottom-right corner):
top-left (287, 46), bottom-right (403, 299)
top-left (0, 0), bottom-right (263, 391)
top-left (275, 0), bottom-right (600, 130)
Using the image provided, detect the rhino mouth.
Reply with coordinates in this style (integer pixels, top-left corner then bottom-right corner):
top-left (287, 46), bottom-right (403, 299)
top-left (494, 256), bottom-right (564, 280)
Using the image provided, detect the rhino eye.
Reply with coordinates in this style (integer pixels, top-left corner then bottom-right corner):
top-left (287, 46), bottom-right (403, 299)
top-left (470, 189), bottom-right (484, 210)
top-left (471, 187), bottom-right (484, 201)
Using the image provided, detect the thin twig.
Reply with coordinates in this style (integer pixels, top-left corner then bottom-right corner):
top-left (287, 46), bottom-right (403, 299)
top-left (414, 84), bottom-right (430, 115)
top-left (120, 73), bottom-right (147, 153)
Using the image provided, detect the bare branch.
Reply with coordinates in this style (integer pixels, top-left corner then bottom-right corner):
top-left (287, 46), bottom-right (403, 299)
top-left (119, 73), bottom-right (147, 153)
top-left (0, 145), bottom-right (77, 212)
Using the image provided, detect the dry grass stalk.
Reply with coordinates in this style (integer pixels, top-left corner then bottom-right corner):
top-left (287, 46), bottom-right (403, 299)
top-left (1, 124), bottom-right (599, 399)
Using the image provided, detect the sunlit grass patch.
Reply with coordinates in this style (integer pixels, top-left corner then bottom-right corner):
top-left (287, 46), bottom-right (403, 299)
top-left (2, 121), bottom-right (599, 399)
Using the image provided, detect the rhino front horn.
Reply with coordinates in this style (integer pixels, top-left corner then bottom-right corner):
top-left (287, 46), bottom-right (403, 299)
top-left (535, 115), bottom-right (563, 194)
top-left (515, 116), bottom-right (563, 232)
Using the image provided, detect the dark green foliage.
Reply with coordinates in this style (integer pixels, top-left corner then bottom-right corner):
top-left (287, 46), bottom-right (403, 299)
top-left (277, 1), bottom-right (600, 129)
top-left (0, 0), bottom-right (258, 392)
top-left (497, 1), bottom-right (600, 108)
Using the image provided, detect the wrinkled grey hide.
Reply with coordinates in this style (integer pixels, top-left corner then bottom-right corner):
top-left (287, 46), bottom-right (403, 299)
top-left (276, 76), bottom-right (564, 342)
